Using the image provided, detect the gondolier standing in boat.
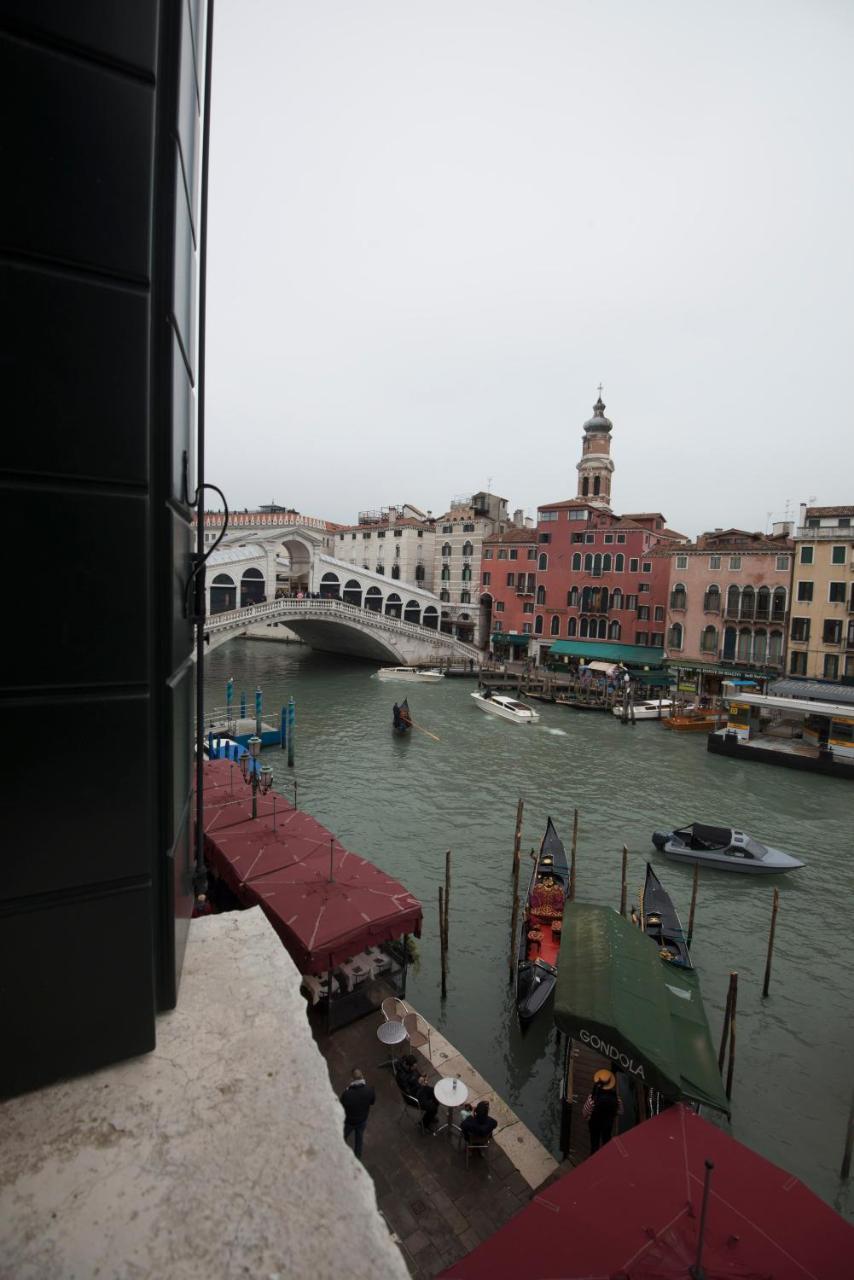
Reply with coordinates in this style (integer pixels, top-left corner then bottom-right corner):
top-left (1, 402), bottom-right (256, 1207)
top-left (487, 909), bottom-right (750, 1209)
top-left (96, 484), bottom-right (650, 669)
top-left (583, 1069), bottom-right (622, 1154)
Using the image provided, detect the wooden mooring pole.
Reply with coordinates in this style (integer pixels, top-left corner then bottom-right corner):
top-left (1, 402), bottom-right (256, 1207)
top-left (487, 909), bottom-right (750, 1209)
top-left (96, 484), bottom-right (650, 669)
top-left (443, 849), bottom-right (451, 973)
top-left (569, 808), bottom-right (579, 902)
top-left (761, 888), bottom-right (780, 998)
top-left (509, 845), bottom-right (521, 983)
top-left (840, 1082), bottom-right (854, 1180)
top-left (718, 971), bottom-right (736, 1074)
top-left (687, 862), bottom-right (700, 949)
top-left (725, 973), bottom-right (739, 1100)
top-left (439, 886), bottom-right (447, 999)
top-left (512, 798), bottom-right (524, 878)
top-left (619, 845), bottom-right (628, 917)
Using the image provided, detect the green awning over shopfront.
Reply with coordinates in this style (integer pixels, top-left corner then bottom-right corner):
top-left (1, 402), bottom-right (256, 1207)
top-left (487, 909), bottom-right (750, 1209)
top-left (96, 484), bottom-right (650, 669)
top-left (492, 632), bottom-right (530, 646)
top-left (554, 904), bottom-right (730, 1114)
top-left (636, 670), bottom-right (674, 687)
top-left (548, 640), bottom-right (666, 667)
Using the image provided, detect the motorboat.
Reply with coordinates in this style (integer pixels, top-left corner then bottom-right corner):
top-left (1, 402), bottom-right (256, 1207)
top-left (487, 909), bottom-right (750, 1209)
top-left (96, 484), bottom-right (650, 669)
top-left (651, 823), bottom-right (806, 874)
top-left (612, 698), bottom-right (675, 721)
top-left (516, 818), bottom-right (569, 1025)
top-left (375, 667), bottom-right (444, 682)
top-left (471, 689), bottom-right (540, 724)
top-left (639, 864), bottom-right (692, 966)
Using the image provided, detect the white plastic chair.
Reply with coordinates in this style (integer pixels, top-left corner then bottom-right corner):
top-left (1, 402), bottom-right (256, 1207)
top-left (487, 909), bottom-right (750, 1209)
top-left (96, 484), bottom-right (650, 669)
top-left (381, 996), bottom-right (409, 1023)
top-left (403, 1011), bottom-right (430, 1056)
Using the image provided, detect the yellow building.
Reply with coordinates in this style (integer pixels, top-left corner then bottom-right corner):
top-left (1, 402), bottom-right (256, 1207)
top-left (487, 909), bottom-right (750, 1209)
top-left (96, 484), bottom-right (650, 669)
top-left (788, 505), bottom-right (854, 682)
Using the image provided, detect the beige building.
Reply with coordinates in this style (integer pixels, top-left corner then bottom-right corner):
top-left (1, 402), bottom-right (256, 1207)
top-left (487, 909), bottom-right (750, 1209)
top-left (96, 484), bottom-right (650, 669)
top-left (433, 492), bottom-right (511, 644)
top-left (331, 504), bottom-right (436, 590)
top-left (789, 505), bottom-right (854, 683)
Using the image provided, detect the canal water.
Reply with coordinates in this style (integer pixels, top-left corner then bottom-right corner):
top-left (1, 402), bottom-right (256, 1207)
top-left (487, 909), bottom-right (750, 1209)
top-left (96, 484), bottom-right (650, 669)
top-left (204, 639), bottom-right (854, 1218)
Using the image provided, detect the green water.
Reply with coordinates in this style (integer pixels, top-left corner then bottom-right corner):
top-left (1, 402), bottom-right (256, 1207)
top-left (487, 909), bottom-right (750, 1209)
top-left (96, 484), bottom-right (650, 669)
top-left (204, 639), bottom-right (854, 1218)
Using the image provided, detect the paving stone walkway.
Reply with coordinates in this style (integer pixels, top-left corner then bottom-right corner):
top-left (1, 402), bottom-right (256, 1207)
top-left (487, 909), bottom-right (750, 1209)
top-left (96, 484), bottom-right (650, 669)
top-left (314, 1012), bottom-right (540, 1278)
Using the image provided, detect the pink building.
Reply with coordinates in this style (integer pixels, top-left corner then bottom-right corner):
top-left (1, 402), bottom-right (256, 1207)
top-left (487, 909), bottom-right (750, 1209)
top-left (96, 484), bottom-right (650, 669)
top-left (656, 529), bottom-right (793, 695)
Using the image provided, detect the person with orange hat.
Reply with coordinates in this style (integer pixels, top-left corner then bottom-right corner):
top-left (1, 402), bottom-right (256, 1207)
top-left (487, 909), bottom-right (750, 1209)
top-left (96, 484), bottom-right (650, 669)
top-left (582, 1069), bottom-right (622, 1154)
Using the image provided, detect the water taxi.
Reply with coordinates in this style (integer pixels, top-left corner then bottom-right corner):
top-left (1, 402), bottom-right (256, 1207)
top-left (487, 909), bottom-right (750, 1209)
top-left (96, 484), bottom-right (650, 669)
top-left (471, 690), bottom-right (540, 724)
top-left (652, 823), bottom-right (805, 874)
top-left (611, 698), bottom-right (675, 721)
top-left (375, 667), bottom-right (444, 683)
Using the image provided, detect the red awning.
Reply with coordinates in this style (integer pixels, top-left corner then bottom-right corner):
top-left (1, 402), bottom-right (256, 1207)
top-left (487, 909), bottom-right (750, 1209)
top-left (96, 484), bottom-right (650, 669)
top-left (440, 1105), bottom-right (854, 1279)
top-left (201, 760), bottom-right (422, 974)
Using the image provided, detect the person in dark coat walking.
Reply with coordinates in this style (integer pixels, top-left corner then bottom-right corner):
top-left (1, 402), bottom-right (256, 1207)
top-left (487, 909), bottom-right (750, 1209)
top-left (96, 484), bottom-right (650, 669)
top-left (583, 1069), bottom-right (621, 1153)
top-left (340, 1067), bottom-right (376, 1160)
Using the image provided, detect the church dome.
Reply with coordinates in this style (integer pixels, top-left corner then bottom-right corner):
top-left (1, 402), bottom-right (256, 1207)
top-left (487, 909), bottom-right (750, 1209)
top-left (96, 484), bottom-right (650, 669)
top-left (583, 396), bottom-right (612, 434)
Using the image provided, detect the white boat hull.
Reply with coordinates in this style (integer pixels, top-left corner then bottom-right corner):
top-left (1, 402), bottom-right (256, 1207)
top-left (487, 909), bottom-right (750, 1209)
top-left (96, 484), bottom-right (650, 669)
top-left (612, 700), bottom-right (675, 721)
top-left (471, 692), bottom-right (540, 724)
top-left (375, 668), bottom-right (444, 683)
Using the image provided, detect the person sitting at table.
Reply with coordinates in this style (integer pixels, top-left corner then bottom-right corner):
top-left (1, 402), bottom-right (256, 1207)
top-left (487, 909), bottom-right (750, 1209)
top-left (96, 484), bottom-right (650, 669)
top-left (396, 1054), bottom-right (420, 1098)
top-left (396, 1056), bottom-right (438, 1128)
top-left (461, 1100), bottom-right (497, 1144)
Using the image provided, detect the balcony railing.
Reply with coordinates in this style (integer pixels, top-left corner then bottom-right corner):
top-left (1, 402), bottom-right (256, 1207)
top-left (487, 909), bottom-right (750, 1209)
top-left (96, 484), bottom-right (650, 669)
top-left (796, 525), bottom-right (854, 539)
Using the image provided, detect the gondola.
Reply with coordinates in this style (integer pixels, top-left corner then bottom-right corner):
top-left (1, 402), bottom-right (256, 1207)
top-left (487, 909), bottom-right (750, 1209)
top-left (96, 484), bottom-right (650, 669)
top-left (392, 698), bottom-right (412, 735)
top-left (639, 863), bottom-right (692, 967)
top-left (516, 818), bottom-right (569, 1025)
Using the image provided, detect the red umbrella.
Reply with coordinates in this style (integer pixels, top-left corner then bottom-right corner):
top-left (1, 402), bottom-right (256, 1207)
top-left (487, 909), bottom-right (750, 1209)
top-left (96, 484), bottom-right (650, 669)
top-left (441, 1105), bottom-right (854, 1279)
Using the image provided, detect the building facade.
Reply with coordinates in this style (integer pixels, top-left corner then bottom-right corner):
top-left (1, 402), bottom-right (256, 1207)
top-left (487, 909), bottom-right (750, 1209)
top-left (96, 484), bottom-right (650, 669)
top-left (480, 528), bottom-right (539, 655)
top-left (433, 492), bottom-right (510, 644)
top-left (789, 505), bottom-right (854, 683)
top-left (331, 504), bottom-right (436, 591)
top-left (656, 529), bottom-right (793, 694)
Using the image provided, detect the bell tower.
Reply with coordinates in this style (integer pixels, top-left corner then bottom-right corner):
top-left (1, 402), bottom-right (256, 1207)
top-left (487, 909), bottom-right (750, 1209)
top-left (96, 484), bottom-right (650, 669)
top-left (576, 388), bottom-right (615, 508)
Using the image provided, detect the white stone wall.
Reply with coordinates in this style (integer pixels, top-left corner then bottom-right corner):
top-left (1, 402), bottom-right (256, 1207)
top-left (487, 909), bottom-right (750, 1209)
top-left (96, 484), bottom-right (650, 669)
top-left (0, 909), bottom-right (409, 1280)
top-left (331, 524), bottom-right (436, 591)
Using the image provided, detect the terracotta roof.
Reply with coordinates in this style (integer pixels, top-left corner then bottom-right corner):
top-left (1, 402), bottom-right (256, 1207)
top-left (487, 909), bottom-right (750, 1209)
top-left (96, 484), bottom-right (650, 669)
top-left (200, 510), bottom-right (340, 530)
top-left (804, 505), bottom-right (854, 517)
top-left (620, 512), bottom-right (667, 521)
top-left (483, 527), bottom-right (537, 545)
top-left (537, 498), bottom-right (603, 510)
top-left (654, 530), bottom-right (794, 554)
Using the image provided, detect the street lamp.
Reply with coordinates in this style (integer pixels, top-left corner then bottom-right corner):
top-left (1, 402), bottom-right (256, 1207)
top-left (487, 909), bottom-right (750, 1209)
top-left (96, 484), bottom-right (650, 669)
top-left (240, 735), bottom-right (273, 818)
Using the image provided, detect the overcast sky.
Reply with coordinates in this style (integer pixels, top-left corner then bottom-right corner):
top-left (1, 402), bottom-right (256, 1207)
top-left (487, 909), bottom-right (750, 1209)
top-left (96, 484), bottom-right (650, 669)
top-left (206, 0), bottom-right (854, 537)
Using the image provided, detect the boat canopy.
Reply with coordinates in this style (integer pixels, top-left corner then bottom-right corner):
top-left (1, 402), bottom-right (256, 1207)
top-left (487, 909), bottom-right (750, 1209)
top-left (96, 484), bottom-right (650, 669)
top-left (553, 904), bottom-right (729, 1114)
top-left (677, 822), bottom-right (732, 849)
top-left (201, 760), bottom-right (422, 974)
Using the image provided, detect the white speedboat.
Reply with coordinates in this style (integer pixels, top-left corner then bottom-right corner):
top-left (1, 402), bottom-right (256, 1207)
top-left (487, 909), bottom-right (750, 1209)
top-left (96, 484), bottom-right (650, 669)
top-left (471, 690), bottom-right (540, 724)
top-left (375, 667), bottom-right (445, 683)
top-left (612, 698), bottom-right (675, 721)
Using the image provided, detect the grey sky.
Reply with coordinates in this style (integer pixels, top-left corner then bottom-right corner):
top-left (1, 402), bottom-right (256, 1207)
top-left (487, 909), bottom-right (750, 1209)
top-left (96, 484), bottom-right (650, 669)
top-left (206, 0), bottom-right (854, 536)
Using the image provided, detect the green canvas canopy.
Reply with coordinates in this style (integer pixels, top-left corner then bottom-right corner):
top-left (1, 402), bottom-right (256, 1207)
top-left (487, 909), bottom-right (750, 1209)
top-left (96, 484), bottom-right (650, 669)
top-left (554, 903), bottom-right (730, 1114)
top-left (548, 640), bottom-right (665, 666)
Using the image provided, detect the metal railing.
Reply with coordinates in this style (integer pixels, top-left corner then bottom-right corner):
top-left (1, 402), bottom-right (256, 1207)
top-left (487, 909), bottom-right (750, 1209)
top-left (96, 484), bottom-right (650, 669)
top-left (796, 525), bottom-right (854, 540)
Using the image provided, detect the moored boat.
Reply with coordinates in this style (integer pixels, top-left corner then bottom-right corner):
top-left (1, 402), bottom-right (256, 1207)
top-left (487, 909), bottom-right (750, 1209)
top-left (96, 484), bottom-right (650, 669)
top-left (471, 689), bottom-right (540, 724)
top-left (639, 863), bottom-right (691, 966)
top-left (611, 698), bottom-right (675, 721)
top-left (376, 667), bottom-right (444, 682)
top-left (651, 823), bottom-right (805, 874)
top-left (662, 710), bottom-right (723, 731)
top-left (392, 698), bottom-right (412, 735)
top-left (516, 818), bottom-right (569, 1025)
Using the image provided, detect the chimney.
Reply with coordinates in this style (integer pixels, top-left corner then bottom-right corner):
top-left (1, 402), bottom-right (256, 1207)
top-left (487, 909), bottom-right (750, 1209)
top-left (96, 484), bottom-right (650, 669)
top-left (513, 508), bottom-right (524, 527)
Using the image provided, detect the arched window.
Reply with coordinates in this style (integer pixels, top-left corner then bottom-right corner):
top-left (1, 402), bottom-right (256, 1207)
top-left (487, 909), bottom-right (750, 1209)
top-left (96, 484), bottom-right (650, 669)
top-left (611, 588), bottom-right (623, 610)
top-left (550, 614), bottom-right (560, 636)
top-left (414, 564), bottom-right (425, 582)
top-left (722, 625), bottom-right (737, 659)
top-left (584, 553), bottom-right (593, 572)
top-left (423, 605), bottom-right (439, 630)
top-left (608, 620), bottom-right (621, 640)
top-left (700, 625), bottom-right (718, 653)
top-left (567, 586), bottom-right (579, 607)
top-left (598, 587), bottom-right (609, 612)
top-left (572, 552), bottom-right (582, 571)
top-left (461, 565), bottom-right (472, 581)
top-left (579, 617), bottom-right (589, 637)
top-left (726, 585), bottom-right (740, 618)
top-left (567, 616), bottom-right (577, 637)
top-left (740, 586), bottom-right (755, 620)
top-left (769, 629), bottom-right (783, 661)
top-left (462, 541), bottom-right (473, 558)
top-left (343, 579), bottom-right (362, 608)
top-left (668, 621), bottom-right (684, 650)
top-left (210, 573), bottom-right (236, 614)
top-left (460, 590), bottom-right (471, 603)
top-left (582, 477), bottom-right (589, 496)
top-left (442, 542), bottom-right (452, 558)
top-left (385, 592), bottom-right (402, 617)
top-left (536, 585), bottom-right (546, 605)
top-left (240, 566), bottom-right (265, 607)
top-left (737, 627), bottom-right (751, 660)
top-left (670, 582), bottom-right (687, 610)
top-left (375, 563), bottom-right (385, 575)
top-left (534, 615), bottom-right (543, 634)
top-left (592, 553), bottom-right (602, 576)
top-left (364, 586), bottom-right (382, 612)
top-left (439, 588), bottom-right (450, 602)
top-left (597, 617), bottom-right (607, 638)
top-left (756, 586), bottom-right (770, 620)
top-left (391, 564), bottom-right (401, 579)
top-left (320, 571), bottom-right (340, 599)
top-left (703, 584), bottom-right (720, 613)
top-left (441, 565), bottom-right (450, 581)
top-left (404, 599), bottom-right (421, 625)
top-left (538, 553), bottom-right (548, 571)
top-left (771, 587), bottom-right (786, 620)
top-left (753, 629), bottom-right (767, 663)
top-left (614, 553), bottom-right (624, 572)
top-left (593, 475), bottom-right (601, 496)
top-left (603, 553), bottom-right (612, 572)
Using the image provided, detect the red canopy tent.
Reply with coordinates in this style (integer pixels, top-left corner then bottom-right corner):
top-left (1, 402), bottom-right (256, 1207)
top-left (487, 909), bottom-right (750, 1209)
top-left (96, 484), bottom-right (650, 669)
top-left (201, 759), bottom-right (422, 974)
top-left (441, 1105), bottom-right (854, 1280)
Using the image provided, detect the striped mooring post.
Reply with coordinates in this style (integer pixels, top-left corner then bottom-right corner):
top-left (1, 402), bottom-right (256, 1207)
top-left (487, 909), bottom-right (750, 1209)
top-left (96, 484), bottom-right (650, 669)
top-left (287, 696), bottom-right (296, 768)
top-left (280, 704), bottom-right (287, 750)
top-left (255, 687), bottom-right (262, 739)
top-left (240, 691), bottom-right (247, 720)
